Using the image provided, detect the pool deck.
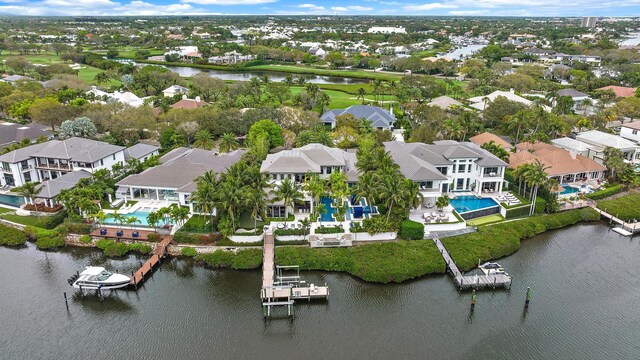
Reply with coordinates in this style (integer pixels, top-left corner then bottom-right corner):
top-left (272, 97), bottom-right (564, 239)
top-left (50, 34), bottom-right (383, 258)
top-left (90, 227), bottom-right (161, 241)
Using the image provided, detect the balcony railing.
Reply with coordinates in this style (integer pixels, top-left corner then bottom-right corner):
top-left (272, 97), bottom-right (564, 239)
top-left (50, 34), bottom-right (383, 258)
top-left (482, 172), bottom-right (501, 178)
top-left (36, 163), bottom-right (72, 171)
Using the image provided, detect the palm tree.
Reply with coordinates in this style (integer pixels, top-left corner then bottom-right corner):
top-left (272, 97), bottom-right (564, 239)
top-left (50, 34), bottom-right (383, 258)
top-left (217, 181), bottom-right (245, 232)
top-left (435, 195), bottom-right (451, 212)
top-left (193, 130), bottom-right (215, 150)
top-left (92, 210), bottom-right (107, 229)
top-left (524, 160), bottom-right (550, 215)
top-left (146, 211), bottom-right (160, 232)
top-left (377, 174), bottom-right (406, 222)
top-left (169, 205), bottom-right (190, 226)
top-left (404, 179), bottom-right (424, 210)
top-left (271, 178), bottom-right (304, 227)
top-left (247, 188), bottom-right (268, 233)
top-left (481, 141), bottom-right (510, 162)
top-left (11, 181), bottom-right (43, 212)
top-left (126, 216), bottom-right (140, 230)
top-left (284, 75), bottom-right (295, 87)
top-left (300, 217), bottom-right (311, 241)
top-left (219, 133), bottom-right (239, 153)
top-left (111, 211), bottom-right (124, 230)
top-left (303, 172), bottom-right (325, 214)
top-left (191, 171), bottom-right (218, 228)
top-left (357, 87), bottom-right (367, 102)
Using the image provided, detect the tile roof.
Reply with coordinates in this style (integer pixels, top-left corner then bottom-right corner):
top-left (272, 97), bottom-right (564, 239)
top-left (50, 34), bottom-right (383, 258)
top-left (30, 137), bottom-right (125, 163)
top-left (37, 170), bottom-right (92, 199)
top-left (170, 99), bottom-right (208, 110)
top-left (469, 132), bottom-right (512, 150)
top-left (260, 143), bottom-right (357, 177)
top-left (556, 89), bottom-right (589, 98)
top-left (116, 148), bottom-right (243, 191)
top-left (510, 142), bottom-right (606, 177)
top-left (124, 143), bottom-right (159, 160)
top-left (0, 121), bottom-right (53, 148)
top-left (621, 121), bottom-right (640, 131)
top-left (428, 96), bottom-right (463, 110)
top-left (597, 86), bottom-right (636, 98)
top-left (321, 105), bottom-right (395, 129)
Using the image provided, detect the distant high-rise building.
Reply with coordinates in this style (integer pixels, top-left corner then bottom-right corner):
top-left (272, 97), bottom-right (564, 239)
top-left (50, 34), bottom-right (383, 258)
top-left (581, 17), bottom-right (597, 28)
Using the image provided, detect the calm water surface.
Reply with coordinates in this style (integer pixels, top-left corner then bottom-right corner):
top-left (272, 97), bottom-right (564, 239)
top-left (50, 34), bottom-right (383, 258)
top-left (162, 65), bottom-right (370, 84)
top-left (2, 223), bottom-right (640, 360)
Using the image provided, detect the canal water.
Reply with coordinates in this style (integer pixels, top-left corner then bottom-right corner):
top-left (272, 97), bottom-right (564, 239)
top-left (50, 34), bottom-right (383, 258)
top-left (2, 223), bottom-right (640, 360)
top-left (162, 65), bottom-right (370, 84)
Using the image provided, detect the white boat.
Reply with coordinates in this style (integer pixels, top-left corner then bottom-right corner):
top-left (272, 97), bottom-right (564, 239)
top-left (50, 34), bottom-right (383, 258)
top-left (70, 267), bottom-right (131, 290)
top-left (479, 262), bottom-right (507, 276)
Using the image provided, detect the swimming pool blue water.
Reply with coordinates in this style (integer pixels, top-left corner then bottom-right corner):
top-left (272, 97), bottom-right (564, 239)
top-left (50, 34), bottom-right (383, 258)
top-left (0, 194), bottom-right (25, 208)
top-left (319, 197), bottom-right (336, 222)
top-left (104, 210), bottom-right (156, 226)
top-left (560, 185), bottom-right (579, 195)
top-left (450, 196), bottom-right (499, 214)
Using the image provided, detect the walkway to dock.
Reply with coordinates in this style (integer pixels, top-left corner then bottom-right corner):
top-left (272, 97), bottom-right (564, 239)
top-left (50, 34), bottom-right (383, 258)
top-left (432, 235), bottom-right (511, 290)
top-left (591, 206), bottom-right (640, 234)
top-left (260, 229), bottom-right (329, 317)
top-left (130, 236), bottom-right (173, 288)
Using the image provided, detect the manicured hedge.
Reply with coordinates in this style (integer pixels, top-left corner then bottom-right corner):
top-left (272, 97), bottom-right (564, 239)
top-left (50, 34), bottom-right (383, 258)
top-left (41, 210), bottom-right (68, 229)
top-left (586, 184), bottom-right (624, 200)
top-left (504, 197), bottom-right (545, 219)
top-left (147, 233), bottom-right (163, 242)
top-left (79, 235), bottom-right (92, 244)
top-left (399, 220), bottom-right (424, 240)
top-left (196, 249), bottom-right (263, 270)
top-left (64, 222), bottom-right (93, 234)
top-left (275, 241), bottom-right (446, 283)
top-left (275, 228), bottom-right (307, 236)
top-left (0, 224), bottom-right (28, 246)
top-left (173, 231), bottom-right (222, 244)
top-left (442, 208), bottom-right (600, 272)
top-left (315, 225), bottom-right (344, 234)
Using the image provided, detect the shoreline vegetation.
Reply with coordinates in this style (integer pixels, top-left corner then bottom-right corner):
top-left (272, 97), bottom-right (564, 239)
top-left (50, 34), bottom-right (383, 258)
top-left (0, 207), bottom-right (606, 283)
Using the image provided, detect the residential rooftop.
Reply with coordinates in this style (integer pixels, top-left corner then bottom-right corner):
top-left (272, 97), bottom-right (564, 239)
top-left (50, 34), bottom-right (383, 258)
top-left (0, 121), bottom-right (53, 148)
top-left (511, 142), bottom-right (606, 177)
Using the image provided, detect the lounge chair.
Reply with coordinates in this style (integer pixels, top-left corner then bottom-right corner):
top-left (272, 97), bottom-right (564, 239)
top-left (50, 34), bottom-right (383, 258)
top-left (116, 230), bottom-right (124, 237)
top-left (100, 228), bottom-right (107, 236)
top-left (132, 231), bottom-right (140, 238)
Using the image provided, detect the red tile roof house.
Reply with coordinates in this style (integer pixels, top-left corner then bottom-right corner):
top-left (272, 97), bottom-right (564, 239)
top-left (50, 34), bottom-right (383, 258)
top-left (170, 96), bottom-right (208, 110)
top-left (597, 86), bottom-right (637, 98)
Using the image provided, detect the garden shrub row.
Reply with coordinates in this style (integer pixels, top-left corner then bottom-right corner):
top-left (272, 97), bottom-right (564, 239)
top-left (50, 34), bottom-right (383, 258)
top-left (586, 184), bottom-right (624, 200)
top-left (503, 197), bottom-right (545, 219)
top-left (181, 246), bottom-right (198, 257)
top-left (442, 208), bottom-right (601, 272)
top-left (0, 224), bottom-right (28, 246)
top-left (399, 220), bottom-right (424, 240)
top-left (315, 225), bottom-right (344, 234)
top-left (196, 249), bottom-right (263, 270)
top-left (275, 241), bottom-right (446, 283)
top-left (274, 228), bottom-right (307, 236)
top-left (173, 231), bottom-right (222, 244)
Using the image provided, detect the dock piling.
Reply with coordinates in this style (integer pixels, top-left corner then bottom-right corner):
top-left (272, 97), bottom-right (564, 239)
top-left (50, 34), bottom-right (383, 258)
top-left (63, 292), bottom-right (69, 311)
top-left (525, 287), bottom-right (531, 308)
top-left (470, 290), bottom-right (476, 311)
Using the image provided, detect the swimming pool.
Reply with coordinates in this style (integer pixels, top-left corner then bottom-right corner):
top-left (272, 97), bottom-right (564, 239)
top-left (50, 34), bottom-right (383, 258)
top-left (560, 185), bottom-right (580, 195)
top-left (450, 196), bottom-right (499, 214)
top-left (319, 197), bottom-right (336, 222)
top-left (104, 210), bottom-right (157, 227)
top-left (0, 193), bottom-right (25, 208)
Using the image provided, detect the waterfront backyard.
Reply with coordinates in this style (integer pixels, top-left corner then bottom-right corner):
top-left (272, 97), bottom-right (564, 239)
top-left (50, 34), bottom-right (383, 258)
top-left (1, 222), bottom-right (638, 359)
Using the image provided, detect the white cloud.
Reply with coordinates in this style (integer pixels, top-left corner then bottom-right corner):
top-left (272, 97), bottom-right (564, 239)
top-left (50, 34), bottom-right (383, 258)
top-left (404, 2), bottom-right (458, 10)
top-left (181, 0), bottom-right (276, 4)
top-left (330, 5), bottom-right (373, 12)
top-left (448, 9), bottom-right (488, 14)
top-left (0, 0), bottom-right (221, 15)
top-left (297, 3), bottom-right (324, 11)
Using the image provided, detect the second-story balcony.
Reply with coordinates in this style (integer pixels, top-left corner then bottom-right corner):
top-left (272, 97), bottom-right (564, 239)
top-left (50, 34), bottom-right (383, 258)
top-left (36, 162), bottom-right (72, 171)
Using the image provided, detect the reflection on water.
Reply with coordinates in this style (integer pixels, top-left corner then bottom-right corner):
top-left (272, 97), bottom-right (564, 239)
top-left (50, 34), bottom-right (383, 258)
top-left (2, 224), bottom-right (640, 359)
top-left (162, 65), bottom-right (370, 84)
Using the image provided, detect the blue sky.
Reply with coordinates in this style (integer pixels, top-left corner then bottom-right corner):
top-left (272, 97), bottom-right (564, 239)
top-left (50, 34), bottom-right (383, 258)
top-left (0, 0), bottom-right (638, 16)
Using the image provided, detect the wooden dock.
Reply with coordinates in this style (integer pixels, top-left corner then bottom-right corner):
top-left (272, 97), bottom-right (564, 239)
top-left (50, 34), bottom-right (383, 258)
top-left (129, 236), bottom-right (173, 288)
top-left (260, 229), bottom-right (329, 317)
top-left (432, 236), bottom-right (511, 290)
top-left (592, 206), bottom-right (640, 234)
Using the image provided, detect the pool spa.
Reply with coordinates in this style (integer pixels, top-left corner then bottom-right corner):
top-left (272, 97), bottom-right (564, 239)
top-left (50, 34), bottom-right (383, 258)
top-left (450, 195), bottom-right (500, 220)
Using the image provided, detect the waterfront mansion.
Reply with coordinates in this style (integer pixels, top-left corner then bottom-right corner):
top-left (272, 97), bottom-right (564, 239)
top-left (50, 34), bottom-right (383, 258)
top-left (0, 137), bottom-right (126, 188)
top-left (384, 140), bottom-right (508, 199)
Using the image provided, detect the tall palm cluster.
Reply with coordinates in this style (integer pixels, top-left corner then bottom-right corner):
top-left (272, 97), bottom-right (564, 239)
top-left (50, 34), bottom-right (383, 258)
top-left (512, 160), bottom-right (552, 215)
top-left (353, 136), bottom-right (423, 223)
top-left (145, 204), bottom-right (190, 230)
top-left (190, 161), bottom-right (270, 235)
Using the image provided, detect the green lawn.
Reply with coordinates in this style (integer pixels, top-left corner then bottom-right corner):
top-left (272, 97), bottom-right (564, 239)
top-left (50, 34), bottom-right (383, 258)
top-left (597, 193), bottom-right (640, 222)
top-left (289, 86), bottom-right (397, 109)
top-left (238, 212), bottom-right (266, 230)
top-left (0, 206), bottom-right (13, 214)
top-left (0, 213), bottom-right (49, 227)
top-left (466, 214), bottom-right (504, 226)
